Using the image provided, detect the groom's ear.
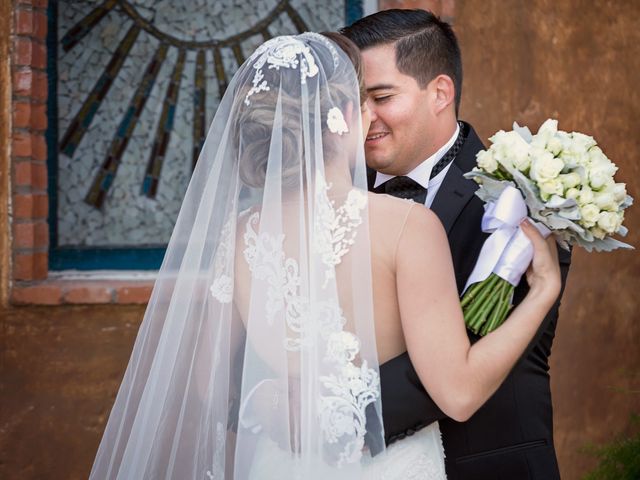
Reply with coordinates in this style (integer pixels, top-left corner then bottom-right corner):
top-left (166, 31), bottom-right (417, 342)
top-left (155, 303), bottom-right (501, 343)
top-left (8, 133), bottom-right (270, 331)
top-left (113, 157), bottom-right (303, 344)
top-left (430, 74), bottom-right (456, 116)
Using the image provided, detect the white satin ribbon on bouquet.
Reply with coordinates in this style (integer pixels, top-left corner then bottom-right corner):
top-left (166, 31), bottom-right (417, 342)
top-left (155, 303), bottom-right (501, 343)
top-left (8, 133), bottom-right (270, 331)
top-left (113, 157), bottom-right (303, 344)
top-left (463, 185), bottom-right (551, 293)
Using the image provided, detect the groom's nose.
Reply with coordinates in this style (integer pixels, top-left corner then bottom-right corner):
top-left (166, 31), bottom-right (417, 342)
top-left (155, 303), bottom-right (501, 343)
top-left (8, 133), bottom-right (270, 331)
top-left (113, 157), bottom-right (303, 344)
top-left (366, 99), bottom-right (379, 122)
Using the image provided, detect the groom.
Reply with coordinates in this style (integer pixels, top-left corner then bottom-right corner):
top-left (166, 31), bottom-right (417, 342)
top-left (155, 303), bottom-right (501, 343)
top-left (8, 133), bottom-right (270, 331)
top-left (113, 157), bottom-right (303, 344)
top-left (342, 9), bottom-right (571, 480)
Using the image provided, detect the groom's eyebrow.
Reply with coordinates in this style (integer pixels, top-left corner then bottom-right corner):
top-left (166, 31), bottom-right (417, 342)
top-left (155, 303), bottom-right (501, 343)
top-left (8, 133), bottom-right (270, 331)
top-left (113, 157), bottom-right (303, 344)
top-left (366, 84), bottom-right (395, 93)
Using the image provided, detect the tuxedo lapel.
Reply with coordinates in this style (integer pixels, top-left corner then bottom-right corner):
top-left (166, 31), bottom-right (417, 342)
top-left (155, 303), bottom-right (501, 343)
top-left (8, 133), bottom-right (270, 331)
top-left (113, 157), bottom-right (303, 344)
top-left (430, 122), bottom-right (486, 234)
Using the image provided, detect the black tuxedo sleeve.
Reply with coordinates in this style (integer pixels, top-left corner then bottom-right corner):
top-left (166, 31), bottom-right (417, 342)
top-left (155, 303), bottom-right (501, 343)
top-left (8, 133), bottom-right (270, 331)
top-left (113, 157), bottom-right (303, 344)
top-left (379, 352), bottom-right (447, 444)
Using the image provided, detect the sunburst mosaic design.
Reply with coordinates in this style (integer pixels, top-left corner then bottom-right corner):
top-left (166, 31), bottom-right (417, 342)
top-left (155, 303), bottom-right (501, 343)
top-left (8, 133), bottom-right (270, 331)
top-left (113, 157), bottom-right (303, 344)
top-left (56, 0), bottom-right (348, 247)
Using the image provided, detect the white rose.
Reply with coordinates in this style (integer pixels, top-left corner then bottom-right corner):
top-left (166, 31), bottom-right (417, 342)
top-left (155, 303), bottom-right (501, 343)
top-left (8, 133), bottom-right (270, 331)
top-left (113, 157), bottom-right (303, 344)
top-left (538, 118), bottom-right (559, 136)
top-left (558, 132), bottom-right (592, 168)
top-left (530, 149), bottom-right (565, 181)
top-left (560, 148), bottom-right (587, 169)
top-left (538, 178), bottom-right (564, 201)
top-left (565, 187), bottom-right (580, 200)
top-left (610, 182), bottom-right (627, 202)
top-left (531, 119), bottom-right (558, 147)
top-left (577, 187), bottom-right (595, 205)
top-left (570, 132), bottom-right (597, 152)
top-left (512, 150), bottom-right (531, 172)
top-left (596, 211), bottom-right (620, 234)
top-left (577, 137), bottom-right (596, 154)
top-left (588, 146), bottom-right (610, 165)
top-left (489, 130), bottom-right (530, 170)
top-left (580, 203), bottom-right (600, 227)
top-left (476, 149), bottom-right (498, 173)
top-left (590, 226), bottom-right (607, 240)
top-left (559, 172), bottom-right (581, 190)
top-left (546, 136), bottom-right (564, 156)
top-left (589, 162), bottom-right (617, 190)
top-left (594, 191), bottom-right (618, 212)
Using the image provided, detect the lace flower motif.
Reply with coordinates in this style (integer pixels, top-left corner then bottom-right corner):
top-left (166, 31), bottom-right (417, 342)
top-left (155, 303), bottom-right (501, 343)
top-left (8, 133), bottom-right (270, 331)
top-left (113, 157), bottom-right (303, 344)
top-left (314, 175), bottom-right (368, 287)
top-left (244, 36), bottom-right (319, 106)
top-left (242, 203), bottom-right (379, 467)
top-left (327, 107), bottom-right (349, 136)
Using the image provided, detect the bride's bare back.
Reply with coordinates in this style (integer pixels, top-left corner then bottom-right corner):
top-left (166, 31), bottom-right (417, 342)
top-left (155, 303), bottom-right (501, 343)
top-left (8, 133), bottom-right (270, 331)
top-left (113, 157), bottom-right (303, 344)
top-left (367, 192), bottom-right (423, 364)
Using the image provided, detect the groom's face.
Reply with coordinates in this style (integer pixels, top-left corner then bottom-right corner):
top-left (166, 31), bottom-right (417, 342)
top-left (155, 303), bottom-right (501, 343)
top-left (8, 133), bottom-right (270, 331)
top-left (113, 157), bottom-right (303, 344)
top-left (362, 44), bottom-right (435, 175)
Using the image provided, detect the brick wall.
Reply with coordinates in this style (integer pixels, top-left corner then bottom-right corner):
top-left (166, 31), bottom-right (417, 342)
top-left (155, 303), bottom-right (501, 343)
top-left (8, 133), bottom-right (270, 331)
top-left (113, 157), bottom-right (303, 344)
top-left (10, 0), bottom-right (49, 284)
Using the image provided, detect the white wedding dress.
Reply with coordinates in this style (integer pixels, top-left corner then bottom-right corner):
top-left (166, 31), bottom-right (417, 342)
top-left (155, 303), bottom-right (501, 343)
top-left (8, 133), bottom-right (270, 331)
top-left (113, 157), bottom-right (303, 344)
top-left (231, 205), bottom-right (447, 480)
top-left (248, 422), bottom-right (446, 479)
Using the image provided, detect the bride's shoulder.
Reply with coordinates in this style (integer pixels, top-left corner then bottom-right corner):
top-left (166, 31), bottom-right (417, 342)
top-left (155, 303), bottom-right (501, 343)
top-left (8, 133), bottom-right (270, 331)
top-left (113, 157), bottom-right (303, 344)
top-left (367, 191), bottom-right (414, 215)
top-left (368, 193), bottom-right (445, 242)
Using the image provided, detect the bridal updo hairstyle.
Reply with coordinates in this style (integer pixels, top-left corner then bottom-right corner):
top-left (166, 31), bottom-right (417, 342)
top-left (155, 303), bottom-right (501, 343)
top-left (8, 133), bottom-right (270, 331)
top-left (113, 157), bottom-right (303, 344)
top-left (234, 33), bottom-right (365, 189)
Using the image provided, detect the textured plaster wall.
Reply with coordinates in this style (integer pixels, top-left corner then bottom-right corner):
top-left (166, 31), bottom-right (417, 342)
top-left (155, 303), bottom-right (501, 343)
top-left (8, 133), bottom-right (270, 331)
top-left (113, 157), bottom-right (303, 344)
top-left (1, 2), bottom-right (639, 480)
top-left (455, 1), bottom-right (640, 478)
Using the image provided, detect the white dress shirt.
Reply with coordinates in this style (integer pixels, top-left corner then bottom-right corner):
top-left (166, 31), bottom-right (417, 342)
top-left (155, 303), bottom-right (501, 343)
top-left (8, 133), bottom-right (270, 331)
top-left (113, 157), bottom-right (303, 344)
top-left (374, 124), bottom-right (460, 207)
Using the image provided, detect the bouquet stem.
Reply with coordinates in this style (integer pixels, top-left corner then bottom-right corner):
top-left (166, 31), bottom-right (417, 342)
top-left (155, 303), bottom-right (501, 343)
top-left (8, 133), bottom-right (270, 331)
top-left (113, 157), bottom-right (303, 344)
top-left (462, 273), bottom-right (515, 335)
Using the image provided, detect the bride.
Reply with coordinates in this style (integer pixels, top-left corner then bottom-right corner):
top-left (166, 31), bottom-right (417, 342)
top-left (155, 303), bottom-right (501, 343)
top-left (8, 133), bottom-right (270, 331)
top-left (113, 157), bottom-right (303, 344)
top-left (90, 33), bottom-right (560, 479)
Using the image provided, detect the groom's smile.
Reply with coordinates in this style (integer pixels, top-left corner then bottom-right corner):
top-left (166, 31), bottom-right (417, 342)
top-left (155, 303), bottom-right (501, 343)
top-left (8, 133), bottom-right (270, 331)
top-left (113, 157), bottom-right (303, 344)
top-left (362, 44), bottom-right (442, 176)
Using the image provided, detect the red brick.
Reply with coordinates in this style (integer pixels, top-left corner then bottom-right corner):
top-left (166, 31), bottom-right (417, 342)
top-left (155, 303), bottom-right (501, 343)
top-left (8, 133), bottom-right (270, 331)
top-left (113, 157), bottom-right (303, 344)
top-left (14, 161), bottom-right (32, 185)
top-left (31, 41), bottom-right (47, 69)
top-left (13, 102), bottom-right (46, 130)
top-left (13, 131), bottom-right (33, 157)
top-left (14, 69), bottom-right (48, 99)
top-left (13, 38), bottom-right (47, 69)
top-left (12, 133), bottom-right (46, 160)
top-left (13, 222), bottom-right (49, 249)
top-left (116, 283), bottom-right (153, 304)
top-left (32, 133), bottom-right (47, 160)
top-left (15, 9), bottom-right (34, 35)
top-left (33, 10), bottom-right (47, 39)
top-left (14, 161), bottom-right (47, 190)
top-left (11, 284), bottom-right (62, 305)
top-left (13, 69), bottom-right (33, 96)
top-left (14, 102), bottom-right (31, 128)
top-left (13, 251), bottom-right (48, 281)
top-left (14, 38), bottom-right (33, 66)
top-left (30, 103), bottom-right (47, 130)
top-left (13, 193), bottom-right (48, 219)
top-left (64, 285), bottom-right (114, 304)
top-left (32, 71), bottom-right (47, 100)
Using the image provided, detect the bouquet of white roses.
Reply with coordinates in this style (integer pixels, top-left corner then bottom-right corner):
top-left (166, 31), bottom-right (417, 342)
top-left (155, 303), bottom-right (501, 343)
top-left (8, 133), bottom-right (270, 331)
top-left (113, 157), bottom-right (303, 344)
top-left (461, 119), bottom-right (633, 336)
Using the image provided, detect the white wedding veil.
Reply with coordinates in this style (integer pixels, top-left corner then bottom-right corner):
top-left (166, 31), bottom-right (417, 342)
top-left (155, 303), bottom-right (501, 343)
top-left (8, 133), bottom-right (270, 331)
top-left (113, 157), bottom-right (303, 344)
top-left (90, 32), bottom-right (384, 479)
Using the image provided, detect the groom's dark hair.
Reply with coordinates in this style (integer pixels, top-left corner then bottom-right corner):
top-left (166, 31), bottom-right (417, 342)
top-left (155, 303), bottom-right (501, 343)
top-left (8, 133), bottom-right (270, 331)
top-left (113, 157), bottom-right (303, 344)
top-left (341, 9), bottom-right (463, 114)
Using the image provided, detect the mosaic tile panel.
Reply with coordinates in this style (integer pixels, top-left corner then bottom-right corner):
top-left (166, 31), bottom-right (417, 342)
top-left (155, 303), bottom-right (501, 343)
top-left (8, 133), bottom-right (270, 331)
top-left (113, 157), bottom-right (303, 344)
top-left (57, 0), bottom-right (351, 247)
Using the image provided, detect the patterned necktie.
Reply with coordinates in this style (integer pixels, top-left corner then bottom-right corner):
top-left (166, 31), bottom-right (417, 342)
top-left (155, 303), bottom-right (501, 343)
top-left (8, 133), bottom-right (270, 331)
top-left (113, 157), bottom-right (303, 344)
top-left (372, 122), bottom-right (468, 204)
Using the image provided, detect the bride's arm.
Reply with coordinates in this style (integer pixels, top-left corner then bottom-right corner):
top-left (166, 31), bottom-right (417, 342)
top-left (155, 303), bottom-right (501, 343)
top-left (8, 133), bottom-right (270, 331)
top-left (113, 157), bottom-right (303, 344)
top-left (396, 205), bottom-right (561, 422)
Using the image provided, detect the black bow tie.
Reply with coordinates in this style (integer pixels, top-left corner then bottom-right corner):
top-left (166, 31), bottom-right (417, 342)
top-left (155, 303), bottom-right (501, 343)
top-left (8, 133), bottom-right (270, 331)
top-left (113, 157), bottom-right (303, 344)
top-left (373, 176), bottom-right (428, 204)
top-left (370, 122), bottom-right (469, 203)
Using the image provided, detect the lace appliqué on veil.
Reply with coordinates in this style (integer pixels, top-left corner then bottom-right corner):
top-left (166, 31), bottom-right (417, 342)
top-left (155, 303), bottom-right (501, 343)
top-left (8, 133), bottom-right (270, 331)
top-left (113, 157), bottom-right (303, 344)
top-left (243, 212), bottom-right (303, 336)
top-left (205, 422), bottom-right (226, 480)
top-left (241, 209), bottom-right (379, 467)
top-left (210, 216), bottom-right (236, 303)
top-left (314, 176), bottom-right (368, 287)
top-left (245, 36), bottom-right (319, 106)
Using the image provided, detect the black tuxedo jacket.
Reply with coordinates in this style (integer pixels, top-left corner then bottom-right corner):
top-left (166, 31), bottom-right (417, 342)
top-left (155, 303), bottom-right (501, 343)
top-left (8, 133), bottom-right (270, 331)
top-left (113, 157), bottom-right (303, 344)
top-left (372, 122), bottom-right (572, 480)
